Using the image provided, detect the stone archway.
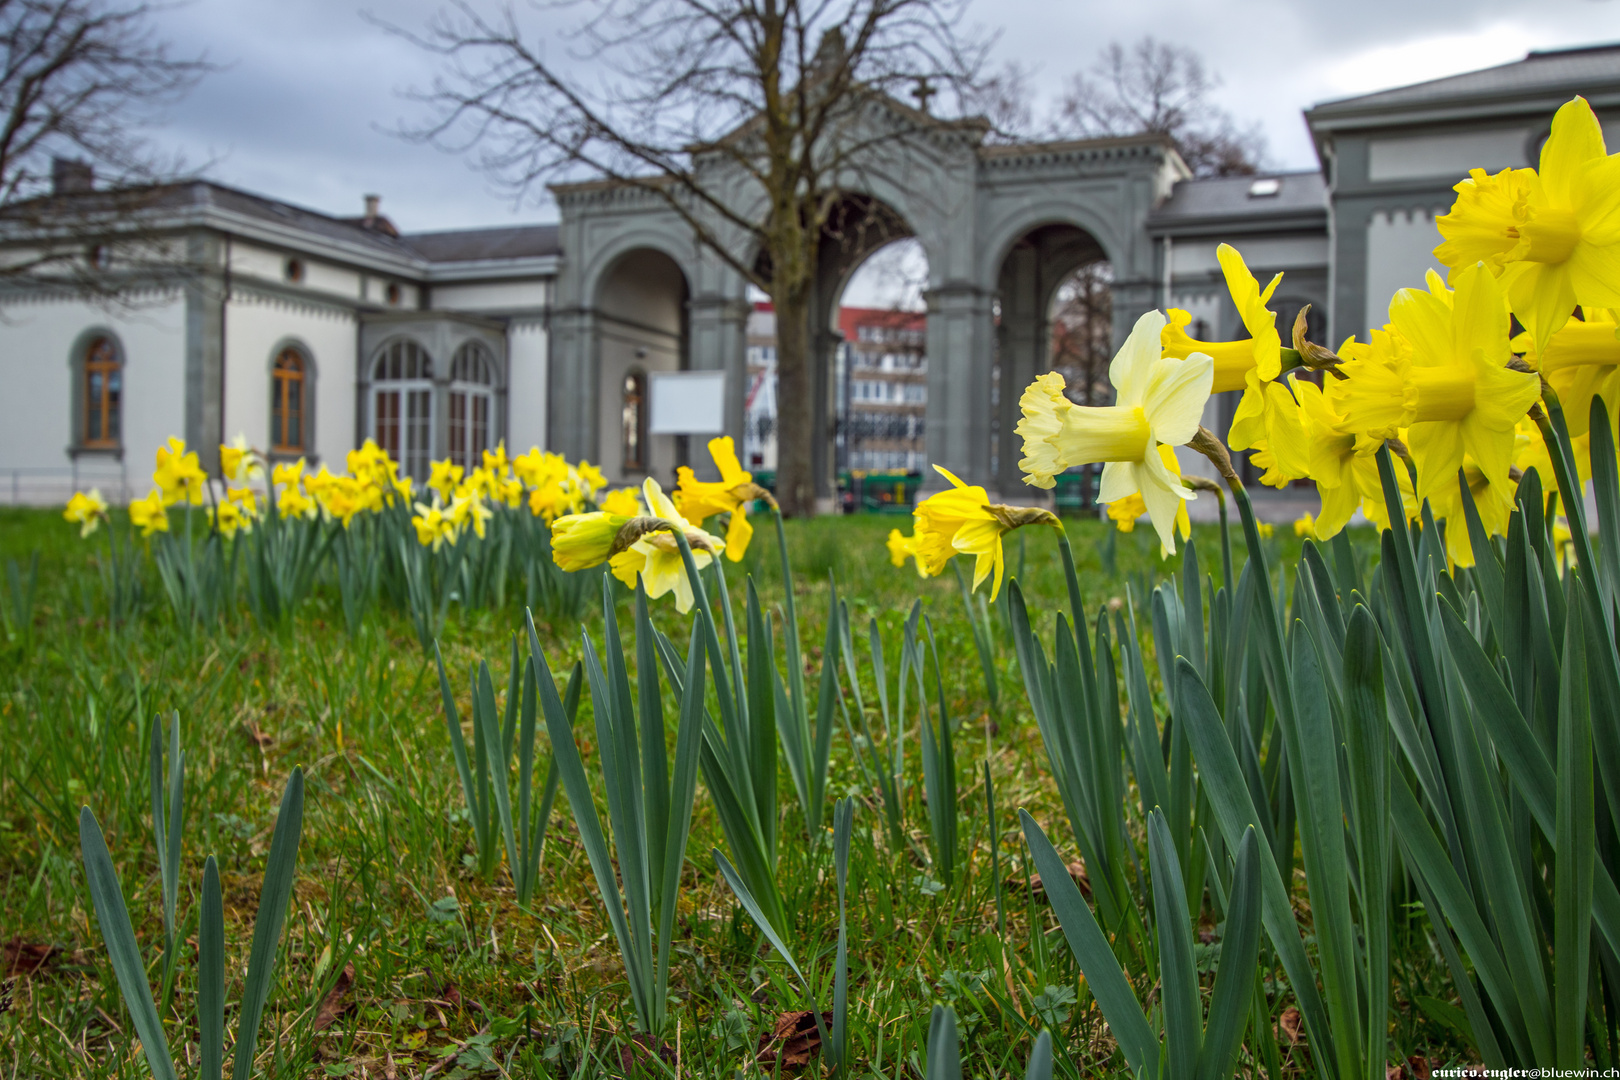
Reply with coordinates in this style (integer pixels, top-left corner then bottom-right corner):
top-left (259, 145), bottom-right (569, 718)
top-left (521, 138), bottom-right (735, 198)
top-left (591, 247), bottom-right (690, 482)
top-left (552, 103), bottom-right (1185, 502)
top-left (805, 194), bottom-right (917, 504)
top-left (992, 222), bottom-right (1111, 496)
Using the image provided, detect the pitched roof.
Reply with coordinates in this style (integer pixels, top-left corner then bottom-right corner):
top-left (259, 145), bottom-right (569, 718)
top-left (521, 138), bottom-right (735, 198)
top-left (401, 224), bottom-right (560, 262)
top-left (1147, 171), bottom-right (1326, 233)
top-left (1309, 43), bottom-right (1620, 123)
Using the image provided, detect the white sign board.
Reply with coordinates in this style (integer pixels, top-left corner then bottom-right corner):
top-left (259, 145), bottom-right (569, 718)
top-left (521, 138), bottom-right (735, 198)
top-left (649, 371), bottom-right (727, 435)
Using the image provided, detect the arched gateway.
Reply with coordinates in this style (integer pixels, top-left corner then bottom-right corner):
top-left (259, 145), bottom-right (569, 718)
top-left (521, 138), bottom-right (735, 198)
top-left (547, 97), bottom-right (1186, 500)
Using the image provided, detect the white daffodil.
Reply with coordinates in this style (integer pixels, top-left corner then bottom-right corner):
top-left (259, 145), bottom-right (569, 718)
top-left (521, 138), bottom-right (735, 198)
top-left (1016, 309), bottom-right (1213, 554)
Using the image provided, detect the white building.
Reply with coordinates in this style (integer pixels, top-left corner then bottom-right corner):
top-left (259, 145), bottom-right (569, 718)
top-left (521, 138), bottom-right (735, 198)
top-left (0, 183), bottom-right (556, 501)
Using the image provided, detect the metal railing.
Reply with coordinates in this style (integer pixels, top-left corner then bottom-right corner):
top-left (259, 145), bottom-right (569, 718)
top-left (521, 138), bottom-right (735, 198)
top-left (0, 465), bottom-right (131, 506)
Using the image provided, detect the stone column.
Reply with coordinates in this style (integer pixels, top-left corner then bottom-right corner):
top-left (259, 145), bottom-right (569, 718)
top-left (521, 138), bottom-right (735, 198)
top-left (686, 293), bottom-right (750, 481)
top-left (1108, 278), bottom-right (1158, 356)
top-left (810, 325), bottom-right (844, 510)
top-left (996, 246), bottom-right (1045, 498)
top-left (547, 305), bottom-right (598, 461)
top-left (924, 282), bottom-right (996, 491)
top-left (183, 232), bottom-right (225, 472)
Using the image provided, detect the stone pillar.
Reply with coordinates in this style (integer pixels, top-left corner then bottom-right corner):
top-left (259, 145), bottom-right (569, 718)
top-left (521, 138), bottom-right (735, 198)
top-left (811, 325), bottom-right (844, 511)
top-left (1109, 278), bottom-right (1158, 356)
top-left (184, 232), bottom-right (225, 472)
top-left (924, 282), bottom-right (996, 491)
top-left (996, 245), bottom-right (1045, 498)
top-left (547, 305), bottom-right (598, 461)
top-left (686, 293), bottom-right (750, 481)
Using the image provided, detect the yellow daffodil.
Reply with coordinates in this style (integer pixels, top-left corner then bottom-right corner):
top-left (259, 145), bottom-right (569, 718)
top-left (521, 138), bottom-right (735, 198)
top-left (428, 459), bottom-right (464, 500)
top-left (912, 466), bottom-right (995, 576)
top-left (1340, 265), bottom-right (1540, 500)
top-left (1291, 376), bottom-right (1383, 539)
top-left (412, 500), bottom-right (455, 551)
top-left (609, 478), bottom-right (723, 613)
top-left (1018, 310), bottom-right (1212, 554)
top-left (1520, 307), bottom-right (1620, 437)
top-left (317, 475), bottom-right (367, 528)
top-left (219, 436), bottom-right (261, 482)
top-left (886, 528), bottom-right (926, 576)
top-left (675, 436), bottom-right (770, 562)
top-left (1513, 414), bottom-right (1592, 491)
top-left (208, 499), bottom-right (252, 539)
top-left (128, 490), bottom-right (169, 538)
top-left (450, 490), bottom-right (493, 540)
top-left (226, 487), bottom-right (260, 518)
top-left (1106, 494), bottom-right (1142, 533)
top-left (529, 480), bottom-right (582, 523)
top-left (909, 466), bottom-right (1060, 598)
top-left (1101, 445), bottom-right (1190, 558)
top-left (1232, 382), bottom-right (1310, 489)
top-left (153, 438), bottom-right (207, 506)
top-left (576, 461), bottom-right (608, 498)
top-left (1436, 97), bottom-right (1620, 350)
top-left (1336, 324), bottom-right (1416, 439)
top-left (1426, 458), bottom-right (1516, 568)
top-left (1294, 512), bottom-right (1318, 540)
top-left (550, 511), bottom-right (631, 571)
top-left (1256, 521), bottom-right (1275, 539)
top-left (1360, 451), bottom-right (1420, 533)
top-left (513, 447), bottom-right (568, 490)
top-left (277, 484), bottom-right (316, 520)
top-left (482, 443), bottom-right (510, 475)
top-left (64, 489), bottom-right (108, 537)
top-left (600, 487), bottom-right (643, 517)
top-left (1161, 244), bottom-right (1283, 392)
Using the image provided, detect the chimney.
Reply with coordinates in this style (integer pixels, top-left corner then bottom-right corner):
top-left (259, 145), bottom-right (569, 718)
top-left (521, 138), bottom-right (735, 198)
top-left (52, 158), bottom-right (94, 195)
top-left (363, 193), bottom-right (380, 224)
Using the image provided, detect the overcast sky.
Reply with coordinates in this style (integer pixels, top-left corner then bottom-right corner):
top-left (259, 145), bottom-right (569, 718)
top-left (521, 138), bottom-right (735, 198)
top-left (143, 0), bottom-right (1616, 236)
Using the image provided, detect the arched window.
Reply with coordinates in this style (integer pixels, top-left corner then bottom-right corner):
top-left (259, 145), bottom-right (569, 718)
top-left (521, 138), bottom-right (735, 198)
top-left (371, 339), bottom-right (434, 480)
top-left (271, 348), bottom-right (307, 453)
top-left (448, 342), bottom-right (495, 472)
top-left (622, 370), bottom-right (647, 473)
top-left (81, 336), bottom-right (122, 448)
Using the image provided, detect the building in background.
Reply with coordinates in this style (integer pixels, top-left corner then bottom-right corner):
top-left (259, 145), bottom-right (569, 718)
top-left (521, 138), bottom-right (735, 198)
top-left (741, 303), bottom-right (929, 480)
top-left (837, 306), bottom-right (927, 474)
top-left (743, 302), bottom-right (777, 471)
top-left (0, 178), bottom-right (554, 503)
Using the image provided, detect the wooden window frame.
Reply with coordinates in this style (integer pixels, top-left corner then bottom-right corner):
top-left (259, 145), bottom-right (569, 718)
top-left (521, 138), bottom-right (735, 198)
top-left (271, 348), bottom-right (307, 454)
top-left (81, 336), bottom-right (121, 449)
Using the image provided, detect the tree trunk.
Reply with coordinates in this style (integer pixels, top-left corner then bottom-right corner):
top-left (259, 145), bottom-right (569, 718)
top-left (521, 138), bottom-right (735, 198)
top-left (772, 283), bottom-right (817, 517)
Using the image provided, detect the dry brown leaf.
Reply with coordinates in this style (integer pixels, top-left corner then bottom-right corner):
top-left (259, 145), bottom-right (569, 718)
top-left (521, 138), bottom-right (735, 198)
top-left (313, 962), bottom-right (356, 1032)
top-left (756, 1010), bottom-right (831, 1071)
top-left (1278, 1006), bottom-right (1304, 1043)
top-left (4, 939), bottom-right (82, 978)
top-left (241, 720), bottom-right (273, 748)
top-left (1015, 859), bottom-right (1092, 900)
top-left (617, 1032), bottom-right (677, 1073)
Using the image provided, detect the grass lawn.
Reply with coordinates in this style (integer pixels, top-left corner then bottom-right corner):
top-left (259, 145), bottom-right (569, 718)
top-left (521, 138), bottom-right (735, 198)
top-left (1, 503), bottom-right (1450, 1078)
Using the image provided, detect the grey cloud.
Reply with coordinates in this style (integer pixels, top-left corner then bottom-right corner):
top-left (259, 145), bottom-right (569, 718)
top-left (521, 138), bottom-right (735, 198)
top-left (142, 0), bottom-right (1613, 230)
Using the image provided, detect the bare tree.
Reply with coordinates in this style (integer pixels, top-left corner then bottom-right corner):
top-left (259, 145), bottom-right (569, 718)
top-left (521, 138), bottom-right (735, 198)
top-left (961, 58), bottom-right (1031, 143)
top-left (1054, 37), bottom-right (1264, 178)
top-left (389, 0), bottom-right (987, 515)
top-left (1048, 261), bottom-right (1111, 407)
top-left (0, 0), bottom-right (210, 294)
